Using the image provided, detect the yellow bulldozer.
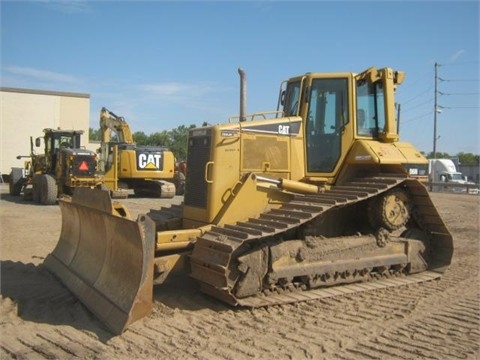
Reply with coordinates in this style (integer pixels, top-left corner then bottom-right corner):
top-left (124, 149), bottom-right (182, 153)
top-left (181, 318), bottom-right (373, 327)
top-left (44, 67), bottom-right (452, 334)
top-left (97, 107), bottom-right (177, 198)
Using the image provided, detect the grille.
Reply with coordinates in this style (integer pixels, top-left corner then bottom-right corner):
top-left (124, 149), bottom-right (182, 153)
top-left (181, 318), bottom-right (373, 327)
top-left (242, 136), bottom-right (288, 171)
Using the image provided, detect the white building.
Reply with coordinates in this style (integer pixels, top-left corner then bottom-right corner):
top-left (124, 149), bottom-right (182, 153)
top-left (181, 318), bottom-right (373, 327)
top-left (0, 87), bottom-right (91, 179)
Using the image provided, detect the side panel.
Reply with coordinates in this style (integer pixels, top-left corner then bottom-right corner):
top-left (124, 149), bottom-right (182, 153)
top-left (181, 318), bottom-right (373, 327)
top-left (118, 147), bottom-right (175, 180)
top-left (183, 118), bottom-right (304, 227)
top-left (239, 119), bottom-right (302, 177)
top-left (183, 127), bottom-right (242, 226)
top-left (343, 140), bottom-right (427, 166)
top-left (337, 139), bottom-right (428, 183)
top-left (118, 148), bottom-right (134, 178)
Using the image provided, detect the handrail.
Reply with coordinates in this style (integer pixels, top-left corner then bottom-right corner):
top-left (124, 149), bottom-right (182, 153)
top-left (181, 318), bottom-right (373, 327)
top-left (228, 110), bottom-right (284, 123)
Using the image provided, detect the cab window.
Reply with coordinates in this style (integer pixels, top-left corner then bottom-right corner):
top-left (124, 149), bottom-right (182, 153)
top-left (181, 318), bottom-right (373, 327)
top-left (305, 78), bottom-right (348, 173)
top-left (283, 81), bottom-right (301, 116)
top-left (356, 81), bottom-right (385, 137)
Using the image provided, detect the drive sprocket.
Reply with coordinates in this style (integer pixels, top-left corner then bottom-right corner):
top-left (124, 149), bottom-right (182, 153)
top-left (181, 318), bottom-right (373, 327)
top-left (369, 188), bottom-right (410, 231)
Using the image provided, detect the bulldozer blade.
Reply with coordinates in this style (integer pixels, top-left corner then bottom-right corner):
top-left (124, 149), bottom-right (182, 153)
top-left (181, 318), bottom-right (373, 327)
top-left (44, 188), bottom-right (156, 335)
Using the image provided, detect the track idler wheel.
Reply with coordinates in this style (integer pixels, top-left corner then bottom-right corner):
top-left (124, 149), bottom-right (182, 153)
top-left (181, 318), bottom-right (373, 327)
top-left (369, 188), bottom-right (410, 231)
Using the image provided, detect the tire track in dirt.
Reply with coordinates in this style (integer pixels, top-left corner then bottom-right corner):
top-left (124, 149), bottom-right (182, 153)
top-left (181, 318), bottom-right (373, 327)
top-left (332, 260), bottom-right (479, 359)
top-left (0, 272), bottom-right (473, 360)
top-left (340, 287), bottom-right (479, 360)
top-left (64, 243), bottom-right (477, 360)
top-left (1, 190), bottom-right (478, 359)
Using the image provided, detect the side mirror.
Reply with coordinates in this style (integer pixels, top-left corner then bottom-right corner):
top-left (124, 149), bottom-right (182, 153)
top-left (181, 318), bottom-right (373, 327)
top-left (280, 90), bottom-right (286, 106)
top-left (35, 138), bottom-right (41, 147)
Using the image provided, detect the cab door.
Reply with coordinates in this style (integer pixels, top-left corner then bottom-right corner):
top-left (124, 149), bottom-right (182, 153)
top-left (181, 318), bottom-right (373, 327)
top-left (304, 76), bottom-right (350, 175)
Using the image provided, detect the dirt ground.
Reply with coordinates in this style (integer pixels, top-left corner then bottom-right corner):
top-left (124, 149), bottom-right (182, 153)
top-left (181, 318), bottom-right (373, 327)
top-left (0, 183), bottom-right (479, 359)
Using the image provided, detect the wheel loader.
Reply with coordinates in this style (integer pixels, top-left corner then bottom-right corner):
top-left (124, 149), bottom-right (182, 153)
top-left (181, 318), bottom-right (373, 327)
top-left (9, 128), bottom-right (102, 205)
top-left (97, 107), bottom-right (177, 198)
top-left (44, 67), bottom-right (453, 335)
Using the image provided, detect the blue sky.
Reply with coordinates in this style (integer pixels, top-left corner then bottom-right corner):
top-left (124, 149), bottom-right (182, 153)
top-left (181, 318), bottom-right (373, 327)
top-left (1, 0), bottom-right (479, 155)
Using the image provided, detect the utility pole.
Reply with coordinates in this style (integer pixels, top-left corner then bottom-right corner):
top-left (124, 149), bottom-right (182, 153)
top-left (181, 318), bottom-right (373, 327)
top-left (433, 62), bottom-right (439, 159)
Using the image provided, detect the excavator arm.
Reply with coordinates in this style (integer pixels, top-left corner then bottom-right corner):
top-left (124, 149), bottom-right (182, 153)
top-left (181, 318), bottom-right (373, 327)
top-left (100, 107), bottom-right (135, 144)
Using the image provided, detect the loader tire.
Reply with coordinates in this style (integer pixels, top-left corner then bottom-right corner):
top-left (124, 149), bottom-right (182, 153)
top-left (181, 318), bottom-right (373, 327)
top-left (8, 171), bottom-right (23, 196)
top-left (32, 174), bottom-right (42, 203)
top-left (39, 174), bottom-right (58, 205)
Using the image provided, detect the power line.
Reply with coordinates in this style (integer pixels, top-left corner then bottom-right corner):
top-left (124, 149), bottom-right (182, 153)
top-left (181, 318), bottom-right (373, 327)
top-left (401, 86), bottom-right (434, 104)
top-left (439, 77), bottom-right (479, 82)
top-left (402, 98), bottom-right (433, 113)
top-left (400, 68), bottom-right (433, 92)
top-left (402, 111), bottom-right (432, 123)
top-left (439, 91), bottom-right (479, 95)
top-left (432, 61), bottom-right (480, 158)
top-left (439, 106), bottom-right (480, 109)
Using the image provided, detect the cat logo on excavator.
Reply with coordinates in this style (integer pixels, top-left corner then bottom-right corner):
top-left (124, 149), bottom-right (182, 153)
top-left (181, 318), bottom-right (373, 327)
top-left (137, 153), bottom-right (162, 170)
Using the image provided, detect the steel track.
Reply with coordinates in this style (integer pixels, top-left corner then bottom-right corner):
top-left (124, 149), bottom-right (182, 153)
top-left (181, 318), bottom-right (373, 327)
top-left (189, 175), bottom-right (453, 307)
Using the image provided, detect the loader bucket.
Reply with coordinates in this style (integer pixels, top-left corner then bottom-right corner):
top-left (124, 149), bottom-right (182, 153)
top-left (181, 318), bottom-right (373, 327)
top-left (44, 188), bottom-right (156, 335)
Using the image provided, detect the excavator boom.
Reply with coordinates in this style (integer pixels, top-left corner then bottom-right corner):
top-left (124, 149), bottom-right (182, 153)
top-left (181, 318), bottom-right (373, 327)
top-left (100, 108), bottom-right (135, 144)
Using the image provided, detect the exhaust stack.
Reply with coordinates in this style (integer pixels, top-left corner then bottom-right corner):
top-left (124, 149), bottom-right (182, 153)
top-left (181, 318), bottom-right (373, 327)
top-left (238, 67), bottom-right (247, 122)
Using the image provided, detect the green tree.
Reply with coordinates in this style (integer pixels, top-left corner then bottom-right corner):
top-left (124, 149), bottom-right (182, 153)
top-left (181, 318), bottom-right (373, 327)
top-left (147, 131), bottom-right (171, 147)
top-left (457, 152), bottom-right (480, 165)
top-left (425, 151), bottom-right (451, 159)
top-left (92, 123), bottom-right (199, 160)
top-left (89, 127), bottom-right (102, 141)
top-left (132, 131), bottom-right (148, 145)
top-left (169, 124), bottom-right (196, 160)
top-left (424, 151), bottom-right (479, 165)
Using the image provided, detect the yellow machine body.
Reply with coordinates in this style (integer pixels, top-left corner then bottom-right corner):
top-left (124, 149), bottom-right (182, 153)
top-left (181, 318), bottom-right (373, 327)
top-left (45, 67), bottom-right (451, 335)
top-left (9, 128), bottom-right (102, 205)
top-left (98, 108), bottom-right (177, 198)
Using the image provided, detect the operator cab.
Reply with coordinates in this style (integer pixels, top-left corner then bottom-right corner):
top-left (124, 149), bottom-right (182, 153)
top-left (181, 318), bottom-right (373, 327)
top-left (280, 68), bottom-right (404, 177)
top-left (283, 76), bottom-right (347, 173)
top-left (40, 129), bottom-right (83, 174)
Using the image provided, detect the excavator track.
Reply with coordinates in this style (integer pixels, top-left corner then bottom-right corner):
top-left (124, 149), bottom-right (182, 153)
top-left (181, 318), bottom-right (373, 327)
top-left (190, 175), bottom-right (453, 307)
